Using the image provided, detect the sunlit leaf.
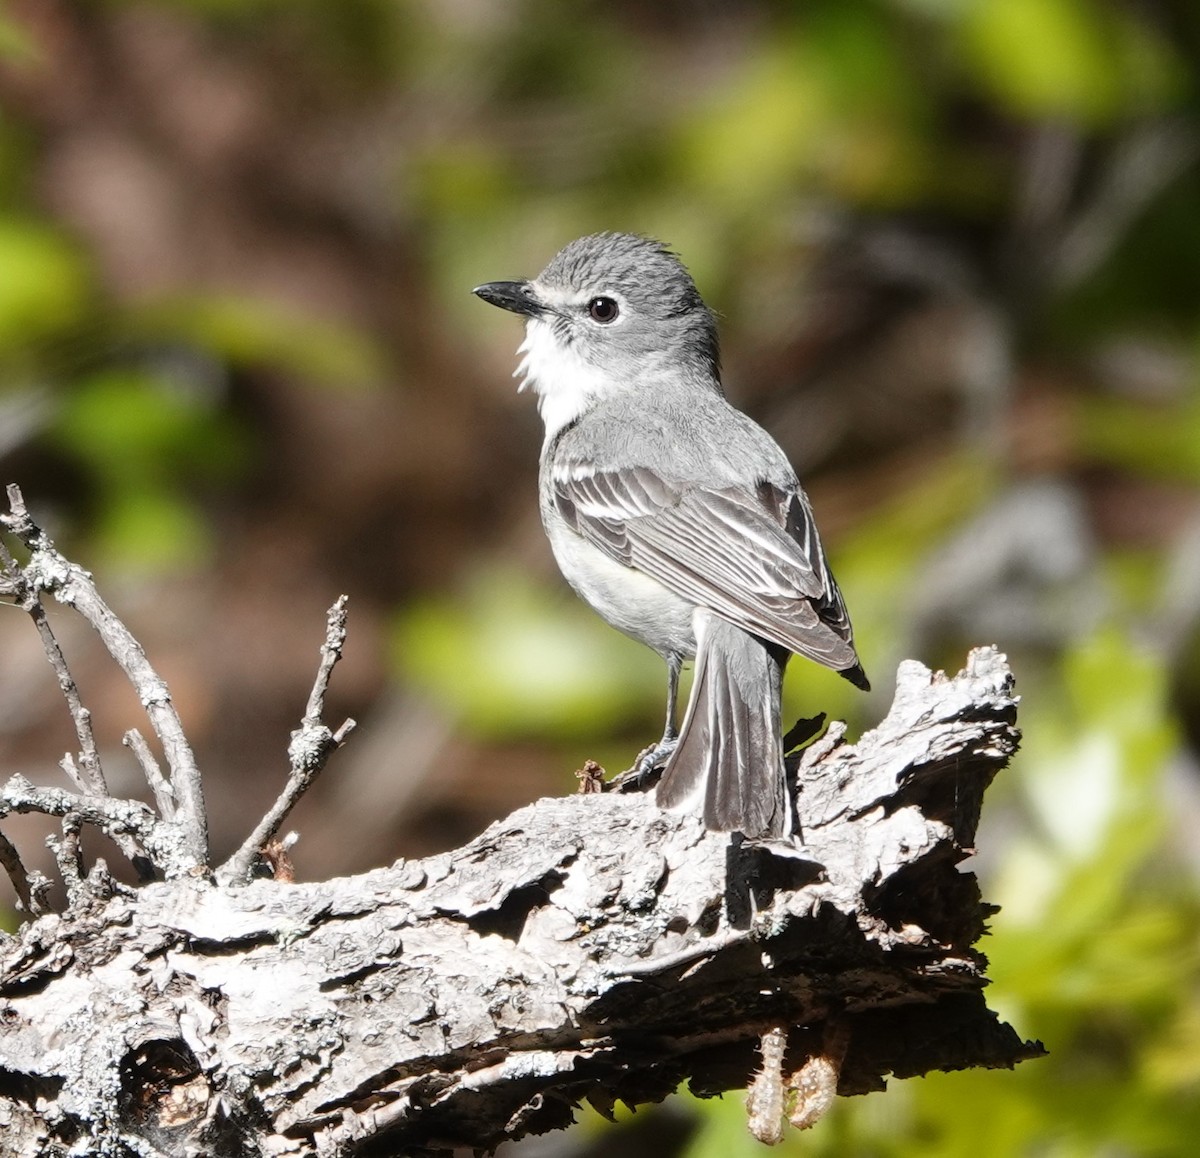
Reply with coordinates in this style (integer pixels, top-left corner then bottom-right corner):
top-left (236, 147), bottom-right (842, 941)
top-left (51, 369), bottom-right (248, 484)
top-left (0, 218), bottom-right (90, 353)
top-left (959, 0), bottom-right (1181, 124)
top-left (91, 487), bottom-right (211, 572)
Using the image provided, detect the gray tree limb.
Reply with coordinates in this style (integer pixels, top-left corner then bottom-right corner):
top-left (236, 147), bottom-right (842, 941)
top-left (0, 644), bottom-right (1043, 1158)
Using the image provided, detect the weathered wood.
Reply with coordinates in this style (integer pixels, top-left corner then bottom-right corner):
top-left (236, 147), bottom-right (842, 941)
top-left (0, 647), bottom-right (1042, 1158)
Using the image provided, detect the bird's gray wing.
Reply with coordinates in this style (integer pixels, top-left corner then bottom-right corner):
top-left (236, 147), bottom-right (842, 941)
top-left (551, 460), bottom-right (861, 673)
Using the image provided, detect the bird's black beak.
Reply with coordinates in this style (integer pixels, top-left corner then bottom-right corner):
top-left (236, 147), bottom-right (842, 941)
top-left (472, 280), bottom-right (547, 318)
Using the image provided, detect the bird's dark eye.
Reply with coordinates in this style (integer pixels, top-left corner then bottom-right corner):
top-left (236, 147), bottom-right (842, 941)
top-left (587, 297), bottom-right (619, 324)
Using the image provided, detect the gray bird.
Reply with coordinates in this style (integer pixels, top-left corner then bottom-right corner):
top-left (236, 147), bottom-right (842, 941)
top-left (474, 233), bottom-right (867, 839)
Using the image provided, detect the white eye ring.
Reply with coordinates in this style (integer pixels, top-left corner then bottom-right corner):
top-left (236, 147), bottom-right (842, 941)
top-left (587, 297), bottom-right (619, 324)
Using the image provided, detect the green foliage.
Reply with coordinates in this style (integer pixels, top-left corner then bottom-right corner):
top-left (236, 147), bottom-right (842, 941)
top-left (49, 368), bottom-right (249, 570)
top-left (393, 566), bottom-right (664, 741)
top-left (1076, 391), bottom-right (1200, 483)
top-left (677, 8), bottom-right (930, 212)
top-left (0, 217), bottom-right (91, 357)
top-left (0, 218), bottom-right (382, 573)
top-left (129, 296), bottom-right (385, 390)
top-left (0, 12), bottom-right (36, 63)
top-left (958, 0), bottom-right (1184, 123)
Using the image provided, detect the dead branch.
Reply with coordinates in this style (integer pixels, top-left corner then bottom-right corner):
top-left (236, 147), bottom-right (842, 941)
top-left (2, 484), bottom-right (208, 866)
top-left (123, 728), bottom-right (176, 820)
top-left (0, 529), bottom-right (106, 798)
top-left (0, 828), bottom-right (33, 916)
top-left (220, 595), bottom-right (357, 885)
top-left (0, 488), bottom-right (1042, 1157)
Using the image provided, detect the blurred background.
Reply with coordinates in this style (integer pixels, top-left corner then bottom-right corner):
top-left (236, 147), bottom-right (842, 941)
top-left (1, 0), bottom-right (1199, 1154)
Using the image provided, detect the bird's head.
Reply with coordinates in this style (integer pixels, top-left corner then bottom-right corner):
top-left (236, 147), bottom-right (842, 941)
top-left (474, 233), bottom-right (720, 437)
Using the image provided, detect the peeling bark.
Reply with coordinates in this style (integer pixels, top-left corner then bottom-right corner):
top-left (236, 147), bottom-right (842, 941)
top-left (0, 648), bottom-right (1043, 1158)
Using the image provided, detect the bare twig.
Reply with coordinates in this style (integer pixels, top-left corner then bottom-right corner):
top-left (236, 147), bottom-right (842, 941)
top-left (124, 728), bottom-right (176, 820)
top-left (26, 870), bottom-right (52, 916)
top-left (0, 775), bottom-right (195, 880)
top-left (1, 534), bottom-right (106, 799)
top-left (57, 749), bottom-right (152, 872)
top-left (1, 484), bottom-right (208, 868)
top-left (31, 612), bottom-right (107, 795)
top-left (0, 533), bottom-right (22, 594)
top-left (0, 828), bottom-right (34, 913)
top-left (0, 526), bottom-right (108, 796)
top-left (219, 597), bottom-right (356, 884)
top-left (303, 594), bottom-right (349, 725)
top-left (58, 752), bottom-right (89, 795)
top-left (47, 813), bottom-right (84, 901)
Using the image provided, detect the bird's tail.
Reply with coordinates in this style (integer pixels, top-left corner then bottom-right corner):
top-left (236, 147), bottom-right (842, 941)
top-left (656, 610), bottom-right (790, 839)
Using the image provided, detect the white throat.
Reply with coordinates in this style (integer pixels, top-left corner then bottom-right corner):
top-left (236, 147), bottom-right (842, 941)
top-left (515, 318), bottom-right (608, 444)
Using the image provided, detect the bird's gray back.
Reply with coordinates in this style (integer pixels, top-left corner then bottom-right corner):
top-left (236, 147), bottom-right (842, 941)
top-left (548, 386), bottom-right (796, 494)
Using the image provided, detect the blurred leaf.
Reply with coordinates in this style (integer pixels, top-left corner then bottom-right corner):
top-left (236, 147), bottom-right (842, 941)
top-left (0, 217), bottom-right (90, 354)
top-left (129, 295), bottom-right (386, 389)
top-left (959, 0), bottom-right (1182, 124)
top-left (674, 15), bottom-right (928, 213)
top-left (410, 141), bottom-right (517, 219)
top-left (0, 13), bottom-right (37, 63)
top-left (826, 452), bottom-right (1000, 665)
top-left (993, 628), bottom-right (1173, 921)
top-left (89, 487), bottom-right (212, 572)
top-left (1076, 393), bottom-right (1200, 482)
top-left (49, 368), bottom-right (249, 571)
top-left (1144, 995), bottom-right (1200, 1095)
top-left (1056, 172), bottom-right (1200, 333)
top-left (676, 40), bottom-right (829, 210)
top-left (51, 368), bottom-right (248, 485)
top-left (677, 1089), bottom-right (771, 1158)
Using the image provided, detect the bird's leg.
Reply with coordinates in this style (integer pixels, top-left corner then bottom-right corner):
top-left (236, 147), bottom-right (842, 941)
top-left (645, 651), bottom-right (683, 767)
top-left (611, 653), bottom-right (682, 790)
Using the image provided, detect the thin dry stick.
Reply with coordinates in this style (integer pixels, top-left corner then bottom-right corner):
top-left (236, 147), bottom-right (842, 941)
top-left (1, 777), bottom-right (149, 839)
top-left (46, 813), bottom-right (84, 900)
top-left (0, 828), bottom-right (33, 913)
top-left (2, 484), bottom-right (208, 868)
top-left (0, 530), bottom-right (107, 796)
top-left (29, 608), bottom-right (106, 796)
top-left (124, 728), bottom-right (176, 820)
top-left (0, 775), bottom-right (194, 880)
top-left (58, 753), bottom-right (89, 795)
top-left (2, 515), bottom-right (153, 876)
top-left (220, 597), bottom-right (356, 883)
top-left (25, 870), bottom-right (51, 916)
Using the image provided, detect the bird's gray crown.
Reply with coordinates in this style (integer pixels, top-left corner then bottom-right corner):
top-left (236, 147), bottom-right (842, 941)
top-left (538, 232), bottom-right (707, 319)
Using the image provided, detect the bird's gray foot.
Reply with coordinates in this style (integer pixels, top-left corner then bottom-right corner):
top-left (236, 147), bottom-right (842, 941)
top-left (609, 736), bottom-right (679, 792)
